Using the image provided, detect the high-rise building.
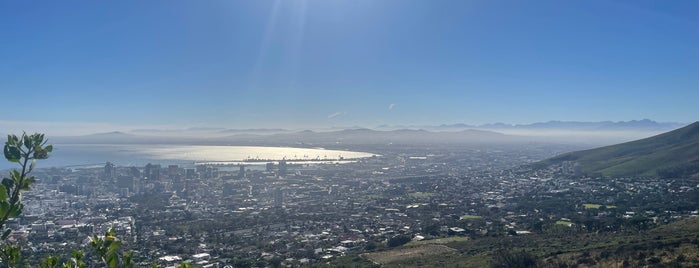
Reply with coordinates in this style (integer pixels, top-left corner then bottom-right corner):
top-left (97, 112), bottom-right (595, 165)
top-left (168, 165), bottom-right (180, 179)
top-left (278, 161), bottom-right (287, 177)
top-left (116, 176), bottom-right (134, 191)
top-left (203, 166), bottom-right (218, 179)
top-left (144, 163), bottom-right (153, 180)
top-left (144, 163), bottom-right (161, 180)
top-left (130, 166), bottom-right (141, 178)
top-left (104, 162), bottom-right (115, 178)
top-left (238, 165), bottom-right (245, 179)
top-left (273, 188), bottom-right (284, 208)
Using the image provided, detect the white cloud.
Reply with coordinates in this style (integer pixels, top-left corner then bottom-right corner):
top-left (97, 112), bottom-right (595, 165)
top-left (327, 112), bottom-right (346, 119)
top-left (388, 103), bottom-right (396, 110)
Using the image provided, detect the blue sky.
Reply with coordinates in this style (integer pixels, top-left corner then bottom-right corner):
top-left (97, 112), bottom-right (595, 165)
top-left (1, 0), bottom-right (698, 133)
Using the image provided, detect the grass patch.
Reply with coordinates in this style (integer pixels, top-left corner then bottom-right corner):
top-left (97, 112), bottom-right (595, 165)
top-left (556, 220), bottom-right (573, 227)
top-left (406, 236), bottom-right (470, 246)
top-left (583, 203), bottom-right (617, 209)
top-left (361, 245), bottom-right (456, 265)
top-left (460, 215), bottom-right (483, 220)
top-left (407, 192), bottom-right (434, 198)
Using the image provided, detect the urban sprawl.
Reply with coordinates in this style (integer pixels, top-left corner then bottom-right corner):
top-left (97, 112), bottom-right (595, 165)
top-left (8, 144), bottom-right (699, 267)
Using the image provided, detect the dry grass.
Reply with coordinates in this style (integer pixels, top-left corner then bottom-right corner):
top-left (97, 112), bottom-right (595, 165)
top-left (361, 244), bottom-right (457, 265)
top-left (405, 236), bottom-right (470, 246)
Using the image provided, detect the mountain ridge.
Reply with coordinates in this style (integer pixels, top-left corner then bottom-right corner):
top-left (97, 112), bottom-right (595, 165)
top-left (121, 119), bottom-right (681, 134)
top-left (377, 119), bottom-right (685, 131)
top-left (538, 121), bottom-right (699, 178)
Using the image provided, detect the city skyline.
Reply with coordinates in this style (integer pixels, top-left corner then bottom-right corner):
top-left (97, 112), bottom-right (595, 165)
top-left (2, 0), bottom-right (698, 133)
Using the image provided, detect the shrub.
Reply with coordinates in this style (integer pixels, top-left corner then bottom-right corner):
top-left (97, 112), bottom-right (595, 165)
top-left (490, 249), bottom-right (537, 268)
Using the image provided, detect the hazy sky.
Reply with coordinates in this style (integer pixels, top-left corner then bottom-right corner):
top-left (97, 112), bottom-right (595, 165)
top-left (1, 0), bottom-right (698, 134)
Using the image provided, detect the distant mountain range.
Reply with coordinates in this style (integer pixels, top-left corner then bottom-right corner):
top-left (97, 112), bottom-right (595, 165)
top-left (131, 127), bottom-right (290, 135)
top-left (537, 121), bottom-right (699, 178)
top-left (125, 119), bottom-right (685, 135)
top-left (44, 119), bottom-right (688, 147)
top-left (378, 119), bottom-right (685, 132)
top-left (261, 128), bottom-right (517, 145)
top-left (53, 128), bottom-right (520, 146)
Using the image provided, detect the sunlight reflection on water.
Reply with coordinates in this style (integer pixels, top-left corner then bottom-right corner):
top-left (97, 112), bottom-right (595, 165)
top-left (0, 144), bottom-right (377, 170)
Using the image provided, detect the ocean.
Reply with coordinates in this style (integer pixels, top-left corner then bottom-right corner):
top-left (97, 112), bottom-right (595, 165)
top-left (0, 144), bottom-right (377, 170)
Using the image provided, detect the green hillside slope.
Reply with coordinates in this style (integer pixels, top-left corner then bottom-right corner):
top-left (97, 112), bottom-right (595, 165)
top-left (542, 121), bottom-right (699, 178)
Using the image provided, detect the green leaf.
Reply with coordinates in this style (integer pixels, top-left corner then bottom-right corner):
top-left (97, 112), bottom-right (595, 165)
top-left (123, 251), bottom-right (134, 268)
top-left (0, 201), bottom-right (10, 215)
top-left (34, 148), bottom-right (49, 159)
top-left (4, 145), bottom-right (20, 163)
top-left (71, 249), bottom-right (84, 260)
top-left (45, 145), bottom-right (53, 153)
top-left (11, 170), bottom-right (21, 181)
top-left (2, 178), bottom-right (13, 190)
top-left (107, 252), bottom-right (119, 268)
top-left (0, 201), bottom-right (8, 215)
top-left (1, 229), bottom-right (11, 240)
top-left (7, 135), bottom-right (18, 145)
top-left (20, 176), bottom-right (35, 190)
top-left (40, 256), bottom-right (59, 268)
top-left (0, 186), bottom-right (6, 200)
top-left (107, 240), bottom-right (121, 253)
top-left (31, 134), bottom-right (40, 145)
top-left (23, 135), bottom-right (32, 149)
top-left (9, 203), bottom-right (23, 217)
top-left (37, 133), bottom-right (45, 144)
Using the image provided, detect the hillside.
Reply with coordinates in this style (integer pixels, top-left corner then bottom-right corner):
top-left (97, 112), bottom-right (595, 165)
top-left (539, 121), bottom-right (699, 178)
top-left (329, 217), bottom-right (699, 267)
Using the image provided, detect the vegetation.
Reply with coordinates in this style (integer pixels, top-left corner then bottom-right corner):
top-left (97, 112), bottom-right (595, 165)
top-left (0, 133), bottom-right (51, 236)
top-left (361, 245), bottom-right (456, 266)
top-left (344, 216), bottom-right (699, 267)
top-left (540, 121), bottom-right (699, 178)
top-left (405, 236), bottom-right (469, 247)
top-left (0, 133), bottom-right (56, 266)
top-left (490, 249), bottom-right (537, 268)
top-left (555, 220), bottom-right (573, 227)
top-left (386, 235), bottom-right (412, 248)
top-left (582, 203), bottom-right (617, 209)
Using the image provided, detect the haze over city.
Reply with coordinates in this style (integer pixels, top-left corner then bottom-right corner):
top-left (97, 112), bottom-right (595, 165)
top-left (2, 0), bottom-right (699, 134)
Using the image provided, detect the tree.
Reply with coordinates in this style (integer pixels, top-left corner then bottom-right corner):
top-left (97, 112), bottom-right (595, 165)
top-left (490, 249), bottom-right (537, 268)
top-left (387, 235), bottom-right (412, 247)
top-left (89, 229), bottom-right (134, 268)
top-left (0, 133), bottom-right (52, 236)
top-left (0, 133), bottom-right (52, 266)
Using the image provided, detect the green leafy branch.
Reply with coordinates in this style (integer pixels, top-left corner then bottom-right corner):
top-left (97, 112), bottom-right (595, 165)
top-left (88, 229), bottom-right (134, 268)
top-left (1, 133), bottom-right (52, 239)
